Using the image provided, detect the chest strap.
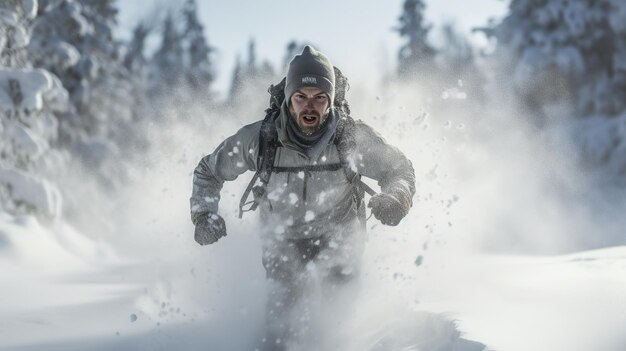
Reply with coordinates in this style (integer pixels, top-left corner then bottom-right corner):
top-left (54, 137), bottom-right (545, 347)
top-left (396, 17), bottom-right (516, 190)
top-left (272, 163), bottom-right (343, 173)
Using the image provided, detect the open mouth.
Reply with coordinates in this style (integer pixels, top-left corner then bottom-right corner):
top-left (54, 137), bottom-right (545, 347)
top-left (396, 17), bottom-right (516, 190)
top-left (301, 115), bottom-right (318, 125)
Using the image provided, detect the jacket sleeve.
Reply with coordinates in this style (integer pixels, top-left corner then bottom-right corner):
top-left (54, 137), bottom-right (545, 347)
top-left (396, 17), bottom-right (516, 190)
top-left (190, 121), bottom-right (261, 224)
top-left (353, 121), bottom-right (416, 210)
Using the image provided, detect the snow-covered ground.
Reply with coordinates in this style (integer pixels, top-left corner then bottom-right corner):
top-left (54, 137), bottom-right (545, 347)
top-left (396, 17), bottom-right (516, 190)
top-left (2, 212), bottom-right (626, 351)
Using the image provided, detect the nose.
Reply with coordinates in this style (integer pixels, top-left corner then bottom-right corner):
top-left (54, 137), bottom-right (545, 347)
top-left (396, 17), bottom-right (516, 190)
top-left (305, 98), bottom-right (315, 109)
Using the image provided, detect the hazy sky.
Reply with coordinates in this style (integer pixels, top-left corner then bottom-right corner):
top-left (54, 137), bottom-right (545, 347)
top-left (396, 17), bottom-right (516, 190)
top-left (117, 0), bottom-right (509, 96)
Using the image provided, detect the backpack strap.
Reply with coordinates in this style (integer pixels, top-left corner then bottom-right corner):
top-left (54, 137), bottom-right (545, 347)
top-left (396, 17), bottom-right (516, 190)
top-left (238, 108), bottom-right (280, 218)
top-left (334, 114), bottom-right (376, 230)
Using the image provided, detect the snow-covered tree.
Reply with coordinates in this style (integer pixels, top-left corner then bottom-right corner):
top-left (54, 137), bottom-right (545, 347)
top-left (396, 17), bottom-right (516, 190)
top-left (395, 0), bottom-right (436, 78)
top-left (28, 0), bottom-right (133, 145)
top-left (150, 12), bottom-right (184, 92)
top-left (437, 23), bottom-right (486, 103)
top-left (484, 0), bottom-right (626, 179)
top-left (283, 41), bottom-right (299, 71)
top-left (227, 39), bottom-right (276, 106)
top-left (182, 0), bottom-right (214, 93)
top-left (0, 0), bottom-right (68, 219)
top-left (488, 0), bottom-right (626, 118)
top-left (228, 54), bottom-right (243, 103)
top-left (124, 23), bottom-right (149, 72)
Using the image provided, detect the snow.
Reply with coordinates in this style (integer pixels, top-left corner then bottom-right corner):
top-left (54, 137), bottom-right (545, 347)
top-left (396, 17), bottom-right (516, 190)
top-left (1, 1), bottom-right (626, 350)
top-left (5, 122), bottom-right (48, 159)
top-left (21, 0), bottom-right (38, 20)
top-left (288, 192), bottom-right (298, 204)
top-left (274, 225), bottom-right (285, 234)
top-left (304, 210), bottom-right (315, 222)
top-left (0, 166), bottom-right (62, 219)
top-left (5, 213), bottom-right (623, 351)
top-left (0, 68), bottom-right (54, 114)
top-left (412, 248), bottom-right (626, 351)
top-left (47, 39), bottom-right (81, 69)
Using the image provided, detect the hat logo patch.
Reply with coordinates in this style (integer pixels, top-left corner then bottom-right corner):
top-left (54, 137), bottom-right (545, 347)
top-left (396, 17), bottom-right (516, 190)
top-left (302, 76), bottom-right (317, 84)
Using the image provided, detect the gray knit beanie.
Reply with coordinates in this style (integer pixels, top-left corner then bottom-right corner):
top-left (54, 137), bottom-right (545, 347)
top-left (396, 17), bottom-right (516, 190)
top-left (285, 46), bottom-right (335, 104)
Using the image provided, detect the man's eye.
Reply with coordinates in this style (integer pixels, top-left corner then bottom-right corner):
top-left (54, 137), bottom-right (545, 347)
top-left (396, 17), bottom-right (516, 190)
top-left (316, 96), bottom-right (327, 101)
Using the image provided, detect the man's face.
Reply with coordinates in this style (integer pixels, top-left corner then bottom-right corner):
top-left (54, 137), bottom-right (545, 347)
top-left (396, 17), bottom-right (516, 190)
top-left (288, 87), bottom-right (330, 135)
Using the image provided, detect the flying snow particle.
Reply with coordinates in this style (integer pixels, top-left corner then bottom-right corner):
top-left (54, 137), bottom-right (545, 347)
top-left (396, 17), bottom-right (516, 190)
top-left (233, 146), bottom-right (239, 154)
top-left (304, 211), bottom-right (315, 222)
top-left (289, 193), bottom-right (299, 205)
top-left (297, 171), bottom-right (305, 179)
top-left (317, 191), bottom-right (327, 205)
top-left (415, 255), bottom-right (424, 267)
top-left (130, 314), bottom-right (138, 322)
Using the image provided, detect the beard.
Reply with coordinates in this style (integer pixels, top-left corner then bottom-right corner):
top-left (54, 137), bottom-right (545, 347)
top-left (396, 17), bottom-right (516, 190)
top-left (289, 106), bottom-right (329, 135)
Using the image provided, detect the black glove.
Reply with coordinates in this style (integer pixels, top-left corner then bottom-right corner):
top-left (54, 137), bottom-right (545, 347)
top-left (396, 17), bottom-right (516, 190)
top-left (368, 193), bottom-right (409, 226)
top-left (194, 213), bottom-right (227, 245)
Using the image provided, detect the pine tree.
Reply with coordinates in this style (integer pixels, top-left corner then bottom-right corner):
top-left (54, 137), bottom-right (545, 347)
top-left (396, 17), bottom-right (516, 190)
top-left (227, 39), bottom-right (275, 105)
top-left (282, 40), bottom-right (314, 72)
top-left (395, 0), bottom-right (436, 77)
top-left (182, 0), bottom-right (214, 92)
top-left (484, 0), bottom-right (626, 178)
top-left (283, 41), bottom-right (299, 71)
top-left (246, 39), bottom-right (258, 79)
top-left (438, 23), bottom-right (485, 103)
top-left (151, 12), bottom-right (184, 90)
top-left (29, 0), bottom-right (132, 143)
top-left (123, 22), bottom-right (150, 73)
top-left (228, 54), bottom-right (243, 103)
top-left (488, 0), bottom-right (624, 117)
top-left (0, 0), bottom-right (68, 218)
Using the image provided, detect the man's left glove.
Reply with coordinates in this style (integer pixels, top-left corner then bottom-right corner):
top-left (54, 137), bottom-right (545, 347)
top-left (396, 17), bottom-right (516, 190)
top-left (194, 213), bottom-right (227, 245)
top-left (368, 193), bottom-right (409, 226)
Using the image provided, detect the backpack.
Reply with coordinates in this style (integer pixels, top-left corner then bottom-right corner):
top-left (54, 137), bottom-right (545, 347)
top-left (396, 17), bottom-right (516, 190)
top-left (238, 67), bottom-right (376, 229)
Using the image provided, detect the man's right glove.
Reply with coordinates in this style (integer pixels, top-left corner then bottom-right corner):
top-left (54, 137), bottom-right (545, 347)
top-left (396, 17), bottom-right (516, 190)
top-left (194, 213), bottom-right (227, 245)
top-left (368, 193), bottom-right (410, 226)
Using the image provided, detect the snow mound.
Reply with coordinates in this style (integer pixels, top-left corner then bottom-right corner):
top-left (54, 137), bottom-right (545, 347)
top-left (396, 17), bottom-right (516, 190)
top-left (0, 166), bottom-right (62, 219)
top-left (0, 213), bottom-right (116, 271)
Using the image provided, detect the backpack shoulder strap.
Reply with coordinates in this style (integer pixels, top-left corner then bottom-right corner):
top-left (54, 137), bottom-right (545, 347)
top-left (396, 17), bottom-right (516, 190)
top-left (238, 108), bottom-right (280, 218)
top-left (334, 114), bottom-right (376, 196)
top-left (257, 109), bottom-right (280, 185)
top-left (334, 113), bottom-right (377, 230)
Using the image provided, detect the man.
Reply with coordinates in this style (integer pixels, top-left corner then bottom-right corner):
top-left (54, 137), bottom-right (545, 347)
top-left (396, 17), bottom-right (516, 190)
top-left (190, 46), bottom-right (415, 349)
